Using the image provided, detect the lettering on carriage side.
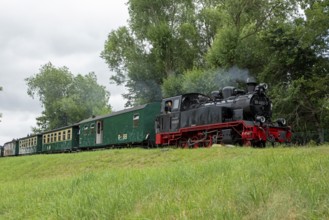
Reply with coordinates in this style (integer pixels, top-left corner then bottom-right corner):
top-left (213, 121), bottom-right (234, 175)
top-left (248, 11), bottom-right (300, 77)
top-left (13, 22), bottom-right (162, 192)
top-left (118, 134), bottom-right (128, 141)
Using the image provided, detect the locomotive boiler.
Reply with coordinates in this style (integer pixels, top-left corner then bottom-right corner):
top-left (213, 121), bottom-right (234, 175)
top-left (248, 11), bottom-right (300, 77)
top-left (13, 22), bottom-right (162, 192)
top-left (155, 78), bottom-right (291, 147)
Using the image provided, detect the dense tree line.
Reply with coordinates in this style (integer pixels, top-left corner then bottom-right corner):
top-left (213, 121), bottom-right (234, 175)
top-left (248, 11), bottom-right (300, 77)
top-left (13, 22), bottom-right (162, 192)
top-left (26, 63), bottom-right (111, 132)
top-left (102, 0), bottom-right (329, 142)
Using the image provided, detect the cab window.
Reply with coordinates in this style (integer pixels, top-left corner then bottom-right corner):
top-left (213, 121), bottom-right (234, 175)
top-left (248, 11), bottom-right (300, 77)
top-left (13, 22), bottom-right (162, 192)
top-left (173, 99), bottom-right (180, 110)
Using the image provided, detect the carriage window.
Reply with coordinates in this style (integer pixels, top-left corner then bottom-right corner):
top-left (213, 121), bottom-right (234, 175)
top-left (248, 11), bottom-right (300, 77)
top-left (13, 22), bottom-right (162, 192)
top-left (67, 130), bottom-right (71, 140)
top-left (54, 133), bottom-right (57, 142)
top-left (84, 125), bottom-right (89, 135)
top-left (63, 131), bottom-right (66, 141)
top-left (133, 113), bottom-right (139, 128)
top-left (90, 124), bottom-right (95, 134)
top-left (47, 134), bottom-right (50, 143)
top-left (43, 136), bottom-right (47, 144)
top-left (58, 132), bottom-right (62, 141)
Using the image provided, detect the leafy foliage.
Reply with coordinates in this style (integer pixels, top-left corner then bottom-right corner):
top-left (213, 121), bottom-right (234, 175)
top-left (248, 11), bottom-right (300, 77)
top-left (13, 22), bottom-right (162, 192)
top-left (102, 0), bottom-right (204, 106)
top-left (26, 63), bottom-right (111, 132)
top-left (162, 66), bottom-right (253, 97)
top-left (102, 0), bottom-right (329, 142)
top-left (259, 2), bottom-right (329, 142)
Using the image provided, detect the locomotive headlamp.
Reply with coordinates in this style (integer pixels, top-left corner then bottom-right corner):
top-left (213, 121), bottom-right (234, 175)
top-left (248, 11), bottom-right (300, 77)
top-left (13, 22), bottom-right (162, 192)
top-left (261, 83), bottom-right (268, 90)
top-left (276, 118), bottom-right (287, 126)
top-left (256, 116), bottom-right (266, 123)
top-left (255, 83), bottom-right (268, 94)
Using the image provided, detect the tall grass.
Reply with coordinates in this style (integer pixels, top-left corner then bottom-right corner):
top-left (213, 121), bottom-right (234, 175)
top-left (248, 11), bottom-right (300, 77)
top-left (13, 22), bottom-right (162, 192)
top-left (1, 146), bottom-right (329, 219)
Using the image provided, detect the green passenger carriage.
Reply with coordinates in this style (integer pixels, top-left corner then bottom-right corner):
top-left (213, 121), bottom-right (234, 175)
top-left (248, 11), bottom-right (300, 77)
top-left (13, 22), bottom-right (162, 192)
top-left (18, 134), bottom-right (42, 155)
top-left (42, 125), bottom-right (79, 153)
top-left (79, 102), bottom-right (161, 148)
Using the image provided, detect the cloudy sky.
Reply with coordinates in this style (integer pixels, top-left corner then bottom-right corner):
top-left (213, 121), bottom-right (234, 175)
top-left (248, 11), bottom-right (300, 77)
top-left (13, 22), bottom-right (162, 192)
top-left (0, 0), bottom-right (129, 144)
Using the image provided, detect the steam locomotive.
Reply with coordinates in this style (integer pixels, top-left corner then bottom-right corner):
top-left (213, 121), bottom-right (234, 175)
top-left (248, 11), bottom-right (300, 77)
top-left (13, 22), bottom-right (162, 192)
top-left (155, 78), bottom-right (291, 147)
top-left (1, 79), bottom-right (291, 157)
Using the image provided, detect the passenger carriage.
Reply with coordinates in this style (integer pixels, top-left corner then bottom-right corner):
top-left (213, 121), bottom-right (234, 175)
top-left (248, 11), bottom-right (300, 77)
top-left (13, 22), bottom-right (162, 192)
top-left (17, 134), bottom-right (42, 155)
top-left (79, 102), bottom-right (161, 149)
top-left (3, 140), bottom-right (18, 156)
top-left (41, 125), bottom-right (79, 153)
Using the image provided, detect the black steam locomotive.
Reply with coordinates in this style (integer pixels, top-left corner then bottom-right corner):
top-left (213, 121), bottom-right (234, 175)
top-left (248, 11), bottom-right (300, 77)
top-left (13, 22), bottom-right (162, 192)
top-left (155, 78), bottom-right (291, 147)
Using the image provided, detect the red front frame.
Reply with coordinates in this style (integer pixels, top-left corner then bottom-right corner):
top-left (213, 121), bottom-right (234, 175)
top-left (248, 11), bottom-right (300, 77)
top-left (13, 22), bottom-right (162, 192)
top-left (156, 120), bottom-right (291, 147)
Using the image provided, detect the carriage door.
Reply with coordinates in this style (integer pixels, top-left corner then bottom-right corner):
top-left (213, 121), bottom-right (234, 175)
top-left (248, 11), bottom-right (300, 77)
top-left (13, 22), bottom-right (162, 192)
top-left (96, 120), bottom-right (103, 144)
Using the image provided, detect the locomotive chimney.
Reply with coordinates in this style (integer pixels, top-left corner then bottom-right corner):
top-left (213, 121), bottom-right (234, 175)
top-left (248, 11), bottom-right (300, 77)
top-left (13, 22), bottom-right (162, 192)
top-left (246, 77), bottom-right (257, 93)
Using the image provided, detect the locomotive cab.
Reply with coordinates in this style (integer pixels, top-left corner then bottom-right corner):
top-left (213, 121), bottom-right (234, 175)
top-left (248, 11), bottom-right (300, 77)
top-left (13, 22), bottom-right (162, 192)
top-left (156, 93), bottom-right (231, 134)
top-left (157, 95), bottom-right (182, 133)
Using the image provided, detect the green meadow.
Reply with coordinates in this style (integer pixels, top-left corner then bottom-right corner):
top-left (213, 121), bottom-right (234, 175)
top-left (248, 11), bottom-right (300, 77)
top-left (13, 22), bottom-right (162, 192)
top-left (1, 146), bottom-right (329, 219)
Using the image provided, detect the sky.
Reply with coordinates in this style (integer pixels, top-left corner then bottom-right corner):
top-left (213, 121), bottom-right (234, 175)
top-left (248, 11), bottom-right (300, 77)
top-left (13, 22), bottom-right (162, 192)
top-left (0, 0), bottom-right (129, 145)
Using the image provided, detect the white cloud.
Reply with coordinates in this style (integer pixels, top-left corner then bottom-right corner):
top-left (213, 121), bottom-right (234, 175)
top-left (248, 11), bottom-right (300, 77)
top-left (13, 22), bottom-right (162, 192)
top-left (0, 0), bottom-right (129, 144)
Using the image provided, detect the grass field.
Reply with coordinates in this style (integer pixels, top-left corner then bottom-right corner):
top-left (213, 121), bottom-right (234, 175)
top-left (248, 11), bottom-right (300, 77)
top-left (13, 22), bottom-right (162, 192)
top-left (1, 146), bottom-right (329, 219)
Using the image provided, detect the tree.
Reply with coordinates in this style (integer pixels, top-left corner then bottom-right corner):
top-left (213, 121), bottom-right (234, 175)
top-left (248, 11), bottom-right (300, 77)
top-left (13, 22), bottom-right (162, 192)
top-left (102, 0), bottom-right (299, 106)
top-left (162, 66), bottom-right (253, 97)
top-left (102, 0), bottom-right (203, 106)
top-left (200, 0), bottom-right (329, 143)
top-left (26, 63), bottom-right (111, 132)
top-left (206, 0), bottom-right (298, 70)
top-left (259, 0), bottom-right (329, 143)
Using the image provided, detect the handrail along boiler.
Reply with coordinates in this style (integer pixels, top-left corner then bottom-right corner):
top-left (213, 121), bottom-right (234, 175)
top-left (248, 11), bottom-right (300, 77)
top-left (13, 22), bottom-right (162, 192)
top-left (155, 78), bottom-right (291, 147)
